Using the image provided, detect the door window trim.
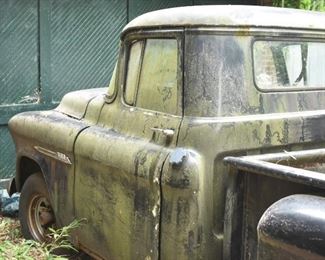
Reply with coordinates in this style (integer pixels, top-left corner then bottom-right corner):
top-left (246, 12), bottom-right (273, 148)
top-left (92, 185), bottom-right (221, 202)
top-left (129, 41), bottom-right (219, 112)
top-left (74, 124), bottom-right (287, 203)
top-left (121, 29), bottom-right (184, 116)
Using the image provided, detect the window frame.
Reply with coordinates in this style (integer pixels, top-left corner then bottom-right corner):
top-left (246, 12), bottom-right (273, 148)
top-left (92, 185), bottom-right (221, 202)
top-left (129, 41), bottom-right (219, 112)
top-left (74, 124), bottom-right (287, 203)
top-left (104, 41), bottom-right (124, 104)
top-left (252, 36), bottom-right (325, 93)
top-left (123, 40), bottom-right (145, 106)
top-left (121, 29), bottom-right (184, 116)
top-left (105, 62), bottom-right (119, 103)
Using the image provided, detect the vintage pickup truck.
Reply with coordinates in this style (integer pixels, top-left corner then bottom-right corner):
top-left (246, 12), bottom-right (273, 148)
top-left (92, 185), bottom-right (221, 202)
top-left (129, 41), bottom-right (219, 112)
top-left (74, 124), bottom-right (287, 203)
top-left (8, 5), bottom-right (325, 260)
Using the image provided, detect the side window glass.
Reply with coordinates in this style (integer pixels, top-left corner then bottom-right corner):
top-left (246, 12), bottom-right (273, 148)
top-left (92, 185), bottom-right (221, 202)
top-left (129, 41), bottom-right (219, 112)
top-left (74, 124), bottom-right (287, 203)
top-left (136, 39), bottom-right (179, 114)
top-left (125, 41), bottom-right (143, 105)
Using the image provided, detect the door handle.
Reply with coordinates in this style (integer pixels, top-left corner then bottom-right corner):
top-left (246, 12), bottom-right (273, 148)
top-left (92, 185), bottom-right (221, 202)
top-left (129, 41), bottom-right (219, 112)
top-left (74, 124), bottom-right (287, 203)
top-left (150, 127), bottom-right (175, 138)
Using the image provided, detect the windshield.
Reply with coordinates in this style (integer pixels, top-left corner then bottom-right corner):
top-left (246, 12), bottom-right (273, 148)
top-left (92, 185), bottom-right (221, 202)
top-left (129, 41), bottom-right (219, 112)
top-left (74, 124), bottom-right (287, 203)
top-left (253, 40), bottom-right (325, 90)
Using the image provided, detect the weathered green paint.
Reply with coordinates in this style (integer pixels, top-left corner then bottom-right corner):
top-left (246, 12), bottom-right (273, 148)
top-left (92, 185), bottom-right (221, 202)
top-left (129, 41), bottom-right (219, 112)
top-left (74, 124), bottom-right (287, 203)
top-left (8, 6), bottom-right (325, 259)
top-left (0, 0), bottom-right (260, 179)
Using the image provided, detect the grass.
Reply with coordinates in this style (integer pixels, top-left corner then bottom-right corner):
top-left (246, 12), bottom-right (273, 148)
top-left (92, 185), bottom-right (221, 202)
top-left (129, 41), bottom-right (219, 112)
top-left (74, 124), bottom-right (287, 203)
top-left (0, 216), bottom-right (82, 260)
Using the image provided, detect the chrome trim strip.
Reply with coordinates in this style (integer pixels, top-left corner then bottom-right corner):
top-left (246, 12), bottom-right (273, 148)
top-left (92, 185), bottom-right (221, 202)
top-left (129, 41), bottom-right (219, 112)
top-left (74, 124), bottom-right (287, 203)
top-left (34, 146), bottom-right (72, 165)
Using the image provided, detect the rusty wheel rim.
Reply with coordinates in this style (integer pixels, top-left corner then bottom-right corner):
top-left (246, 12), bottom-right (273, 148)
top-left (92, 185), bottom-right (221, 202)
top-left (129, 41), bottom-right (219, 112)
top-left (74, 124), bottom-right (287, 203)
top-left (28, 195), bottom-right (55, 241)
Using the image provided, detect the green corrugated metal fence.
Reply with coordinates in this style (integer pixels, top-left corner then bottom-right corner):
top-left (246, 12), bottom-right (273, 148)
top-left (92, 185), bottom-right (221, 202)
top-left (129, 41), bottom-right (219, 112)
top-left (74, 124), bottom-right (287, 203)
top-left (0, 0), bottom-right (259, 179)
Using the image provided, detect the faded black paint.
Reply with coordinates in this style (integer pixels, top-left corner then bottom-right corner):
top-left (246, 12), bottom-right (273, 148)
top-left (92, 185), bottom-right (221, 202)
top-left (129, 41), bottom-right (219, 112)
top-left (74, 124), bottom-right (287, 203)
top-left (185, 34), bottom-right (246, 117)
top-left (258, 195), bottom-right (325, 259)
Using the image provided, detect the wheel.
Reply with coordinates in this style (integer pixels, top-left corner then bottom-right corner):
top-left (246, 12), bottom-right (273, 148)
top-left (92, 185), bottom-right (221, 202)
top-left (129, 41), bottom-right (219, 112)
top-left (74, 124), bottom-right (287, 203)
top-left (19, 172), bottom-right (56, 242)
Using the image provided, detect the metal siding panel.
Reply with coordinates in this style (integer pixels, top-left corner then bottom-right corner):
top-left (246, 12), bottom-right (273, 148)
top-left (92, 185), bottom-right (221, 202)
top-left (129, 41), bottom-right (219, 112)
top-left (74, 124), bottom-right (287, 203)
top-left (39, 0), bottom-right (53, 104)
top-left (229, 0), bottom-right (258, 3)
top-left (194, 0), bottom-right (258, 4)
top-left (0, 0), bottom-right (39, 179)
top-left (50, 0), bottom-right (127, 102)
top-left (0, 127), bottom-right (15, 178)
top-left (193, 0), bottom-right (225, 4)
top-left (128, 0), bottom-right (193, 21)
top-left (0, 0), bottom-right (39, 106)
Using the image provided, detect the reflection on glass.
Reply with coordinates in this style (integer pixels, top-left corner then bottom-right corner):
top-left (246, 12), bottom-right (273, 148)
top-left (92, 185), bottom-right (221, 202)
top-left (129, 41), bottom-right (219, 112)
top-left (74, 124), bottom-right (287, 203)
top-left (125, 41), bottom-right (143, 105)
top-left (254, 41), bottom-right (325, 89)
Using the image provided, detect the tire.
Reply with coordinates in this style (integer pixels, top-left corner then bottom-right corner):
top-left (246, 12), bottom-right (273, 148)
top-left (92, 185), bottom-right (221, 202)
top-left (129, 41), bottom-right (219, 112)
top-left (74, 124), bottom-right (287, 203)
top-left (19, 172), bottom-right (56, 242)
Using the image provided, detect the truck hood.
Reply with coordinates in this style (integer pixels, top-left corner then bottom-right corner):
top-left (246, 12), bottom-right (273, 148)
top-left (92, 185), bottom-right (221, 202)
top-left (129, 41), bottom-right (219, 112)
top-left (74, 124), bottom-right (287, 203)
top-left (55, 88), bottom-right (106, 119)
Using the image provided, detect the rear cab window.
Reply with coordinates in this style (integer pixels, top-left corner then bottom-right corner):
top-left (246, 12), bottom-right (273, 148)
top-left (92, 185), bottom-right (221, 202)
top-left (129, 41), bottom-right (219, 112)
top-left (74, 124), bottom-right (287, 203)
top-left (253, 40), bottom-right (325, 91)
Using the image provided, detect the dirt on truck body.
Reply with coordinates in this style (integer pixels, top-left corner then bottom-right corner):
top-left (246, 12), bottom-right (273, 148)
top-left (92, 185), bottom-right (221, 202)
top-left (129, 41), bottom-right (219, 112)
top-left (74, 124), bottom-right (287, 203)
top-left (8, 5), bottom-right (325, 260)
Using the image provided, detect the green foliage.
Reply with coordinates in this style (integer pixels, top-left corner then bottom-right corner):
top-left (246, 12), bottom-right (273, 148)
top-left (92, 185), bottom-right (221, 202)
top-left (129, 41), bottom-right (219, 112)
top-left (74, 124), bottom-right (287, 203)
top-left (273, 0), bottom-right (325, 11)
top-left (0, 240), bottom-right (46, 260)
top-left (43, 219), bottom-right (82, 257)
top-left (0, 217), bottom-right (84, 260)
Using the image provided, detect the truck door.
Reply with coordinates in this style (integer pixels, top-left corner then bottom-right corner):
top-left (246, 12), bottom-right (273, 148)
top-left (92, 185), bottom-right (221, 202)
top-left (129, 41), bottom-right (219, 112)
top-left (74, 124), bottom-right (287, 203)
top-left (73, 30), bottom-right (184, 259)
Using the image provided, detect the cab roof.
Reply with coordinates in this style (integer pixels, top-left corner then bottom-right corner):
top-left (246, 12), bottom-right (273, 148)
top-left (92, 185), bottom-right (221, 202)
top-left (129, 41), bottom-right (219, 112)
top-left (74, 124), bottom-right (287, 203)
top-left (123, 5), bottom-right (325, 33)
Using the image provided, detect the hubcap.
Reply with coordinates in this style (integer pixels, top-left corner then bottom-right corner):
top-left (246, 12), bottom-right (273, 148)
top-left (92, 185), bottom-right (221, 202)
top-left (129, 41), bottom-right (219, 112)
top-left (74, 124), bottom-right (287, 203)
top-left (28, 195), bottom-right (55, 241)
